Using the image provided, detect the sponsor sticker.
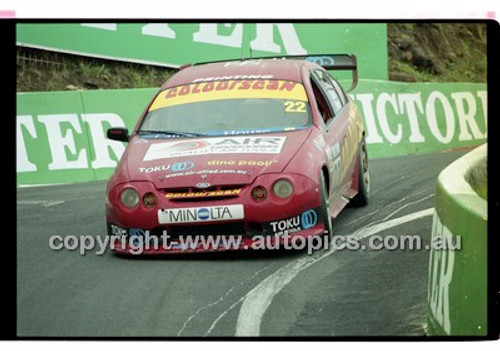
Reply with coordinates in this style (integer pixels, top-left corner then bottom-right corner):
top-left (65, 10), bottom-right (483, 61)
top-left (207, 159), bottom-right (277, 167)
top-left (159, 169), bottom-right (250, 180)
top-left (148, 80), bottom-right (307, 111)
top-left (305, 56), bottom-right (336, 66)
top-left (193, 73), bottom-right (274, 82)
top-left (158, 204), bottom-right (244, 224)
top-left (265, 208), bottom-right (321, 236)
top-left (326, 142), bottom-right (342, 189)
top-left (313, 135), bottom-right (326, 151)
top-left (165, 189), bottom-right (241, 199)
top-left (222, 128), bottom-right (272, 136)
top-left (139, 164), bottom-right (170, 173)
top-left (171, 161), bottom-right (195, 172)
top-left (143, 136), bottom-right (287, 161)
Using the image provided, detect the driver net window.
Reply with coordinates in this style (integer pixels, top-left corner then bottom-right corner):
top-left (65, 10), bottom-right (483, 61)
top-left (312, 70), bottom-right (345, 117)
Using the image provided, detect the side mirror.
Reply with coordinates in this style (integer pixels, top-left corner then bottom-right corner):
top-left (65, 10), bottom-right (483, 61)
top-left (107, 127), bottom-right (129, 142)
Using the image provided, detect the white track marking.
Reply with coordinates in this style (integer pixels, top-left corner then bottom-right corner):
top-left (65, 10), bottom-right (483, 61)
top-left (380, 194), bottom-right (434, 222)
top-left (17, 200), bottom-right (65, 207)
top-left (375, 188), bottom-right (428, 211)
top-left (235, 251), bottom-right (326, 336)
top-left (177, 262), bottom-right (277, 336)
top-left (363, 194), bottom-right (434, 229)
top-left (204, 295), bottom-right (247, 336)
top-left (235, 207), bottom-right (434, 336)
top-left (351, 207), bottom-right (434, 240)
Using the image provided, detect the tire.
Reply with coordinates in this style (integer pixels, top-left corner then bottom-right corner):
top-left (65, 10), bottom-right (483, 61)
top-left (320, 173), bottom-right (333, 241)
top-left (351, 139), bottom-right (370, 206)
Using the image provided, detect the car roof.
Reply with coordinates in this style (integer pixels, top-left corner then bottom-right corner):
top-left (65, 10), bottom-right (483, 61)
top-left (162, 58), bottom-right (316, 89)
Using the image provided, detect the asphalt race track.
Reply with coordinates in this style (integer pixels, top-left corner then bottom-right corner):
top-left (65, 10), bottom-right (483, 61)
top-left (17, 150), bottom-right (468, 337)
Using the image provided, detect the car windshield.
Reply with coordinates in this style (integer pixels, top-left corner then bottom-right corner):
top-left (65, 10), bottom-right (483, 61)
top-left (139, 79), bottom-right (312, 137)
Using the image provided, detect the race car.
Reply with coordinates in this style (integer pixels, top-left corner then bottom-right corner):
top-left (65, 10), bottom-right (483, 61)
top-left (105, 54), bottom-right (370, 254)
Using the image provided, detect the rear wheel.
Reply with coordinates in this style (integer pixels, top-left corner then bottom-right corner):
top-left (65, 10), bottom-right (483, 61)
top-left (351, 139), bottom-right (370, 206)
top-left (320, 173), bottom-right (333, 241)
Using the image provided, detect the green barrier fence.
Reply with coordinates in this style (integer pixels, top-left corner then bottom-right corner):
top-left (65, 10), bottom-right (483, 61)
top-left (427, 143), bottom-right (487, 335)
top-left (16, 80), bottom-right (487, 186)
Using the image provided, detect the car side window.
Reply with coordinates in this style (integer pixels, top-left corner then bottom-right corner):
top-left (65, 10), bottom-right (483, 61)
top-left (327, 75), bottom-right (348, 106)
top-left (312, 70), bottom-right (344, 117)
top-left (310, 78), bottom-right (332, 125)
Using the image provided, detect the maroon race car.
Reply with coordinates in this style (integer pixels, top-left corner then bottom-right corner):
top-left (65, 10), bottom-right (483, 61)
top-left (105, 54), bottom-right (370, 254)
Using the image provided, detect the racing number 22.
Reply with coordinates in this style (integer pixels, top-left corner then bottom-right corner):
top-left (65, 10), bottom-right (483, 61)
top-left (284, 101), bottom-right (306, 113)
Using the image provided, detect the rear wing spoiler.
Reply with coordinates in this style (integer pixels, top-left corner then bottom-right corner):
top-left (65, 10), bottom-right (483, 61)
top-left (187, 54), bottom-right (358, 92)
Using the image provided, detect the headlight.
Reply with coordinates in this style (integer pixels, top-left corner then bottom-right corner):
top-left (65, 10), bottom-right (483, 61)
top-left (273, 179), bottom-right (293, 198)
top-left (120, 188), bottom-right (139, 208)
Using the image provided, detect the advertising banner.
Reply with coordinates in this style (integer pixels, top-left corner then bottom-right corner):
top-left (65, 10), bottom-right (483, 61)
top-left (17, 23), bottom-right (388, 80)
top-left (348, 80), bottom-right (487, 157)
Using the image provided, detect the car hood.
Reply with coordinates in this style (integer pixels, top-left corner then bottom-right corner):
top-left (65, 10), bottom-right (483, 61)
top-left (122, 130), bottom-right (311, 189)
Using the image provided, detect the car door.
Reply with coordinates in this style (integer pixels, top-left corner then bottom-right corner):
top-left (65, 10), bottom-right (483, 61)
top-left (310, 69), bottom-right (354, 202)
top-left (325, 74), bottom-right (363, 194)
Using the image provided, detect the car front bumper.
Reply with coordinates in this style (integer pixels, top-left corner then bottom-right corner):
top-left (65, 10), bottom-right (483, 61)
top-left (106, 173), bottom-right (326, 254)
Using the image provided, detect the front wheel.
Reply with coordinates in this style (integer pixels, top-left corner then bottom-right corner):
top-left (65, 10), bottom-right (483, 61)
top-left (351, 139), bottom-right (370, 206)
